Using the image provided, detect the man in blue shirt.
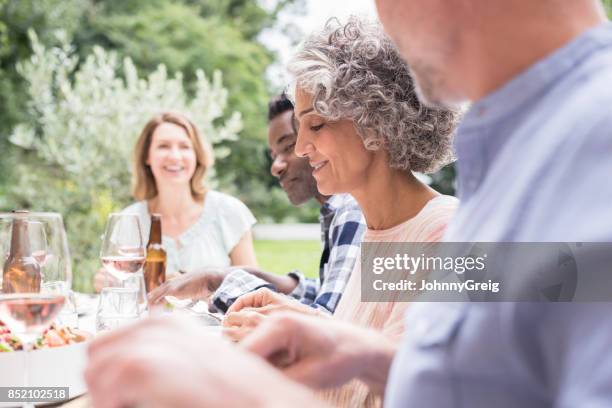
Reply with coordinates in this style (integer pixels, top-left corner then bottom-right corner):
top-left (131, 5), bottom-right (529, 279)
top-left (85, 2), bottom-right (612, 407)
top-left (377, 2), bottom-right (612, 405)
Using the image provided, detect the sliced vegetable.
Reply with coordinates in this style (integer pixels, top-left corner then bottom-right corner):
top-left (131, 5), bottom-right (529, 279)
top-left (0, 342), bottom-right (13, 352)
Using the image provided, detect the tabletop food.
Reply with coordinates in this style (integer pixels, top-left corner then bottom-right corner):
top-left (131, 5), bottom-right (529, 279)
top-left (0, 320), bottom-right (90, 352)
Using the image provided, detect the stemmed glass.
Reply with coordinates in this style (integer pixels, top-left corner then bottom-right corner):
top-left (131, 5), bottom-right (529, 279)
top-left (41, 281), bottom-right (79, 328)
top-left (100, 213), bottom-right (145, 283)
top-left (0, 212), bottom-right (71, 408)
top-left (100, 213), bottom-right (147, 316)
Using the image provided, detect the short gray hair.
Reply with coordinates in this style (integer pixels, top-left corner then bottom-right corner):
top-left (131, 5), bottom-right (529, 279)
top-left (288, 16), bottom-right (459, 173)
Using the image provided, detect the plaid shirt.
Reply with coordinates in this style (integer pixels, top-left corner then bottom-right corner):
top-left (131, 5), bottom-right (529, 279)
top-left (212, 194), bottom-right (365, 314)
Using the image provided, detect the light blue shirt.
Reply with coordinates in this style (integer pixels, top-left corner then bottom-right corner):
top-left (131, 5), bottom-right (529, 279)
top-left (387, 23), bottom-right (612, 407)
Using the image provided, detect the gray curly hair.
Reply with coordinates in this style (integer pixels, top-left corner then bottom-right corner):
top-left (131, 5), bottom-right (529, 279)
top-left (287, 16), bottom-right (459, 173)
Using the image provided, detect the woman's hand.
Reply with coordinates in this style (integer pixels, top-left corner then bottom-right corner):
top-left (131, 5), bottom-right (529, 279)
top-left (222, 308), bottom-right (267, 342)
top-left (227, 287), bottom-right (320, 316)
top-left (222, 288), bottom-right (322, 341)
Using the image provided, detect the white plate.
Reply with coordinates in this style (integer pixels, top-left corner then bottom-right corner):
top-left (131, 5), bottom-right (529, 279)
top-left (0, 341), bottom-right (88, 406)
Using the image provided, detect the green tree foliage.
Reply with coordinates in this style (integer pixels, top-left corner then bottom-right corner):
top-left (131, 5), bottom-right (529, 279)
top-left (0, 0), bottom-right (90, 191)
top-left (7, 33), bottom-right (241, 291)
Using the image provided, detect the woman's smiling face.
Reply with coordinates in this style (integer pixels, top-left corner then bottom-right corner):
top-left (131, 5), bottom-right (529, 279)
top-left (147, 122), bottom-right (197, 187)
top-left (293, 87), bottom-right (377, 196)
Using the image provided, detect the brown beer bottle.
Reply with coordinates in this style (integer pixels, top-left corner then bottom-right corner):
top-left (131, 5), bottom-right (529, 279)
top-left (143, 213), bottom-right (166, 293)
top-left (2, 213), bottom-right (41, 293)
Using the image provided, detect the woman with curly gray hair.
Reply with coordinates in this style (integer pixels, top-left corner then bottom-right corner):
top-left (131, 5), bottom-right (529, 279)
top-left (283, 17), bottom-right (460, 407)
top-left (223, 16), bottom-right (460, 408)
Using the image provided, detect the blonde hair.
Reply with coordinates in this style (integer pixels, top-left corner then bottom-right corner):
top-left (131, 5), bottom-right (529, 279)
top-left (132, 111), bottom-right (214, 201)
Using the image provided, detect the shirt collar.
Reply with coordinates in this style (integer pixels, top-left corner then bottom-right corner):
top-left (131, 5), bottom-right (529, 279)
top-left (461, 22), bottom-right (612, 130)
top-left (452, 22), bottom-right (612, 201)
top-left (320, 194), bottom-right (345, 218)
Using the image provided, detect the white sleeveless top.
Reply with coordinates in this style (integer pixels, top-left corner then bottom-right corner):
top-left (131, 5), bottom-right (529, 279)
top-left (122, 190), bottom-right (256, 277)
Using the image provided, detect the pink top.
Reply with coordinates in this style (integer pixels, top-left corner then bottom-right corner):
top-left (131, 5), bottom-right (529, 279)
top-left (319, 195), bottom-right (459, 408)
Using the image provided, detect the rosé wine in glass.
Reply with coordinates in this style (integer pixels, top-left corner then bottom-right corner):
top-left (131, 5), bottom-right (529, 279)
top-left (101, 255), bottom-right (146, 281)
top-left (0, 293), bottom-right (65, 343)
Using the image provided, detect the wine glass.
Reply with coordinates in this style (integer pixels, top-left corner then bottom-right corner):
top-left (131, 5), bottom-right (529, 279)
top-left (0, 212), bottom-right (71, 408)
top-left (100, 213), bottom-right (145, 283)
top-left (41, 281), bottom-right (78, 328)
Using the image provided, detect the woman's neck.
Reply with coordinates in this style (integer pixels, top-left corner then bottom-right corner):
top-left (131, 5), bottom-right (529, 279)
top-left (149, 184), bottom-right (203, 219)
top-left (351, 157), bottom-right (438, 231)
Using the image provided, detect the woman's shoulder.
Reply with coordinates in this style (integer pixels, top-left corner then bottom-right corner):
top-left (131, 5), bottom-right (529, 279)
top-left (119, 201), bottom-right (150, 235)
top-left (206, 190), bottom-right (252, 215)
top-left (422, 195), bottom-right (459, 215)
top-left (121, 201), bottom-right (148, 215)
top-left (202, 190), bottom-right (256, 252)
top-left (413, 195), bottom-right (458, 225)
top-left (412, 194), bottom-right (459, 241)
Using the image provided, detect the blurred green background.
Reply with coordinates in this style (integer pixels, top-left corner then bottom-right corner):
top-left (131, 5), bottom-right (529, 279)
top-left (254, 240), bottom-right (320, 279)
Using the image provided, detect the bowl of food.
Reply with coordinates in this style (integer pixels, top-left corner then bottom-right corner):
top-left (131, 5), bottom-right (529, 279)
top-left (0, 321), bottom-right (92, 406)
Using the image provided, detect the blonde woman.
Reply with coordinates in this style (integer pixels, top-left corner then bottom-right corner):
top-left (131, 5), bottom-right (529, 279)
top-left (94, 112), bottom-right (257, 291)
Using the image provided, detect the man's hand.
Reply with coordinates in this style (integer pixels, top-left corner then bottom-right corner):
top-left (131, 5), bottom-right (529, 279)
top-left (85, 315), bottom-right (323, 408)
top-left (147, 269), bottom-right (227, 306)
top-left (236, 267), bottom-right (299, 295)
top-left (241, 312), bottom-right (397, 394)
